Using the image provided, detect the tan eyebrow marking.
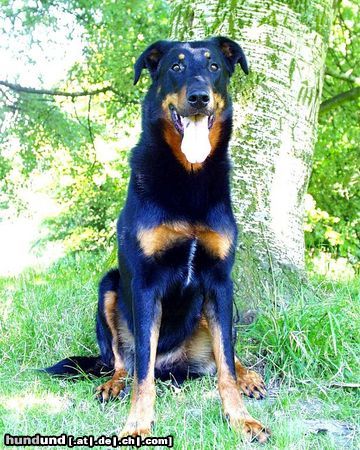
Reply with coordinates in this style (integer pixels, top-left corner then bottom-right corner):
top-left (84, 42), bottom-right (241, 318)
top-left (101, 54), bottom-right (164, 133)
top-left (178, 53), bottom-right (185, 60)
top-left (204, 51), bottom-right (211, 59)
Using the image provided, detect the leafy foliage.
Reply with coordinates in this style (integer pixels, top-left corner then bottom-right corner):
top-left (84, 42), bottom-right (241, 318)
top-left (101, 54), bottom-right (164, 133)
top-left (306, 0), bottom-right (359, 272)
top-left (0, 0), bottom-right (169, 249)
top-left (0, 0), bottom-right (358, 270)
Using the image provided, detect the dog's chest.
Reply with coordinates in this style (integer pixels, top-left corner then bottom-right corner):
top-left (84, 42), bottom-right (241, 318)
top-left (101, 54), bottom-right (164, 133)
top-left (137, 221), bottom-right (233, 262)
top-left (184, 238), bottom-right (197, 285)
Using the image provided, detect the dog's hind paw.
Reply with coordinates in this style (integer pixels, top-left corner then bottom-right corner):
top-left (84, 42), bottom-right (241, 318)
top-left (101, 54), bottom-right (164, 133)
top-left (96, 378), bottom-right (127, 402)
top-left (237, 369), bottom-right (267, 400)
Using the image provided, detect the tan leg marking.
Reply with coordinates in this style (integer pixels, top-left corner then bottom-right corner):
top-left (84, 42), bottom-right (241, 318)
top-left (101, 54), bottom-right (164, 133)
top-left (96, 290), bottom-right (128, 402)
top-left (185, 316), bottom-right (215, 373)
top-left (235, 356), bottom-right (267, 400)
top-left (182, 316), bottom-right (267, 400)
top-left (207, 320), bottom-right (270, 443)
top-left (120, 304), bottom-right (162, 437)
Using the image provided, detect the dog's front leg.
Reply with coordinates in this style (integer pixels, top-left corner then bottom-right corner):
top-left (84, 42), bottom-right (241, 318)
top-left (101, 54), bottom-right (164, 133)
top-left (120, 284), bottom-right (162, 437)
top-left (204, 280), bottom-right (270, 443)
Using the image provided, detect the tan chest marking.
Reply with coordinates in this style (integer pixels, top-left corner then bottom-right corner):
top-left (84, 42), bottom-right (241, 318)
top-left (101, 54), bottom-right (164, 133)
top-left (137, 222), bottom-right (233, 259)
top-left (197, 227), bottom-right (233, 259)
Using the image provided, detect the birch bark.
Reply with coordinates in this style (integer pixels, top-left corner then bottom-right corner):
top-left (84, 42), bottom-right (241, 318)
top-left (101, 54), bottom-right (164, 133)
top-left (170, 0), bottom-right (333, 304)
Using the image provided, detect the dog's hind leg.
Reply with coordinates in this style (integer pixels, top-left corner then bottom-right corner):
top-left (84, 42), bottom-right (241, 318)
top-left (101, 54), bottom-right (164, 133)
top-left (95, 270), bottom-right (128, 402)
top-left (185, 318), bottom-right (266, 399)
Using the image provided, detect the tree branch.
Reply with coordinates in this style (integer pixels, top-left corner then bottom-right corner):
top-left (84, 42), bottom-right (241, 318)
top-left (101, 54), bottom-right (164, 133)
top-left (0, 80), bottom-right (119, 97)
top-left (325, 69), bottom-right (360, 85)
top-left (319, 87), bottom-right (360, 114)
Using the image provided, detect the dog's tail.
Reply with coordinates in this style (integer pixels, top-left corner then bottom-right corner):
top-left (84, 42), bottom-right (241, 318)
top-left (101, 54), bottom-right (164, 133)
top-left (42, 355), bottom-right (110, 377)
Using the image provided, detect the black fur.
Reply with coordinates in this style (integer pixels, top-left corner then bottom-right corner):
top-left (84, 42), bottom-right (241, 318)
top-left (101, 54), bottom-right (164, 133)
top-left (45, 37), bottom-right (248, 387)
top-left (43, 356), bottom-right (108, 377)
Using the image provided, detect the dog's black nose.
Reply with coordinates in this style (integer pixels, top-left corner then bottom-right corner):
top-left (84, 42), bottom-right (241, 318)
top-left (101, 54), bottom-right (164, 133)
top-left (187, 90), bottom-right (210, 109)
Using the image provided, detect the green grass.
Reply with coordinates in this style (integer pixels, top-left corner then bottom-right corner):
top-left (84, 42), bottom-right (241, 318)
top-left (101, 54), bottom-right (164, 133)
top-left (0, 252), bottom-right (359, 449)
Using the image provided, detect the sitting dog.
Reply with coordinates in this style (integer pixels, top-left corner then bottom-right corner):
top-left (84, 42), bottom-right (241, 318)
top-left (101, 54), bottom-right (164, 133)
top-left (45, 36), bottom-right (270, 443)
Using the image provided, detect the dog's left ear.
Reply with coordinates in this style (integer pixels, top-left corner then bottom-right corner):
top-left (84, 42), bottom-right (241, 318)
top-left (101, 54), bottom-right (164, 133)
top-left (134, 40), bottom-right (171, 85)
top-left (210, 36), bottom-right (249, 76)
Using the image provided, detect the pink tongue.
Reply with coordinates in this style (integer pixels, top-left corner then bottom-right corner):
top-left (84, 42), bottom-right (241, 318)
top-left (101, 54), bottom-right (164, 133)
top-left (181, 115), bottom-right (211, 163)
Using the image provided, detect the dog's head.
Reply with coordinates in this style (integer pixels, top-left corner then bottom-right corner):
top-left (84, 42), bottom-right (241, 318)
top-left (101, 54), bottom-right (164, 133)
top-left (134, 37), bottom-right (248, 170)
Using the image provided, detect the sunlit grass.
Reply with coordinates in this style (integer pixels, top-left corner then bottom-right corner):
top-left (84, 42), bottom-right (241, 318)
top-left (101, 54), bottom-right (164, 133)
top-left (239, 277), bottom-right (360, 383)
top-left (0, 251), bottom-right (359, 449)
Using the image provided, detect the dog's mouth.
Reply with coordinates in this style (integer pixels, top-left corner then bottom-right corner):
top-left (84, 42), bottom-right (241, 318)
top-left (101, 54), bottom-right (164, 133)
top-left (170, 105), bottom-right (215, 135)
top-left (169, 105), bottom-right (215, 164)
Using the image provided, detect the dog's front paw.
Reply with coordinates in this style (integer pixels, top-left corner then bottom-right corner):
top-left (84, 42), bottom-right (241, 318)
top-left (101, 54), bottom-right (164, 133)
top-left (229, 415), bottom-right (270, 444)
top-left (119, 419), bottom-right (153, 438)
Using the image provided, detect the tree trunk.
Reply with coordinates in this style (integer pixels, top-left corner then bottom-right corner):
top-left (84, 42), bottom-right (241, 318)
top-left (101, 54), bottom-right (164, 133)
top-left (170, 0), bottom-right (333, 305)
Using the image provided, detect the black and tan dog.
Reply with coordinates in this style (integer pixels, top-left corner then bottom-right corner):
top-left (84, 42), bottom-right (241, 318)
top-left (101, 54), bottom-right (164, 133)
top-left (45, 37), bottom-right (270, 443)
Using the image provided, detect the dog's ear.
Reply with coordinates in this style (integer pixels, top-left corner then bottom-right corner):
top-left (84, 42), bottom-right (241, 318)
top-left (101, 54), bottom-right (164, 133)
top-left (210, 36), bottom-right (249, 76)
top-left (134, 40), bottom-right (171, 85)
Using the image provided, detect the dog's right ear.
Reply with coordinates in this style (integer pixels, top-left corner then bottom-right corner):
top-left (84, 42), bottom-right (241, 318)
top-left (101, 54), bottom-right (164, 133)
top-left (134, 40), bottom-right (171, 85)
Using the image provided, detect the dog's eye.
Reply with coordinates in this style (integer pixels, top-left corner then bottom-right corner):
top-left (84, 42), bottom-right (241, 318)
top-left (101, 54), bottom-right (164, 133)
top-left (171, 63), bottom-right (181, 72)
top-left (209, 63), bottom-right (219, 72)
